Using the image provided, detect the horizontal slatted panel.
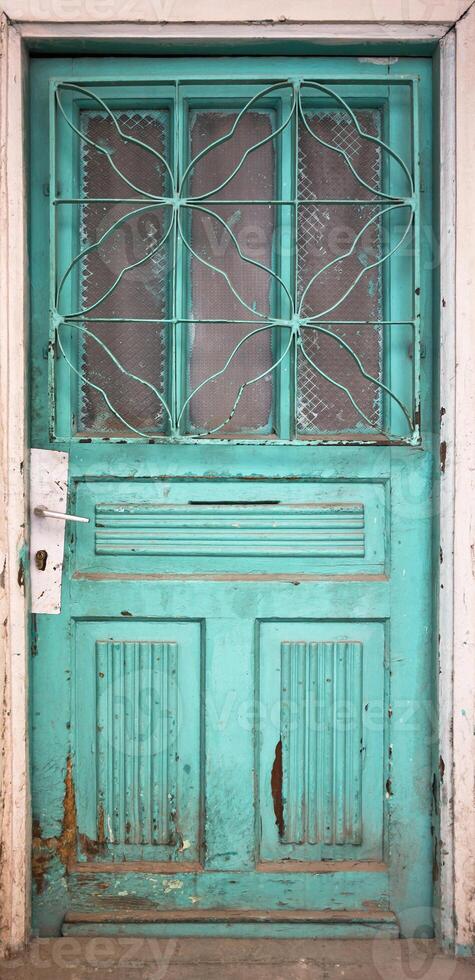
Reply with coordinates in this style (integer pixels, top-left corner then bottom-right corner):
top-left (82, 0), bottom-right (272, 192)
top-left (95, 503), bottom-right (365, 558)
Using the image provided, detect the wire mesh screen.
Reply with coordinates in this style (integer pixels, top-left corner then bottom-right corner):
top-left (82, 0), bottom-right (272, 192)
top-left (186, 111), bottom-right (275, 434)
top-left (79, 111), bottom-right (169, 434)
top-left (297, 110), bottom-right (383, 434)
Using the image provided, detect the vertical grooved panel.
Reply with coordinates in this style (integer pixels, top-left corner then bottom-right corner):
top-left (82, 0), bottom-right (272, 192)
top-left (280, 640), bottom-right (363, 846)
top-left (334, 642), bottom-right (346, 843)
top-left (324, 642), bottom-right (335, 845)
top-left (95, 639), bottom-right (179, 846)
top-left (306, 642), bottom-right (318, 844)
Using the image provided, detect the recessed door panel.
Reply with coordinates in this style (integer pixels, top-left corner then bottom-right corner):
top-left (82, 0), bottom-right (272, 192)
top-left (259, 621), bottom-right (385, 863)
top-left (74, 620), bottom-right (202, 865)
top-left (74, 479), bottom-right (387, 575)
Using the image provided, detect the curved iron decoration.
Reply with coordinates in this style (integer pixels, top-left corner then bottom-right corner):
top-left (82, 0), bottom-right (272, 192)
top-left (52, 77), bottom-right (419, 441)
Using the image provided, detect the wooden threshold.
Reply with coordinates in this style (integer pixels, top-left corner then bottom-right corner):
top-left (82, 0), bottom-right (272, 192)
top-left (64, 908), bottom-right (396, 925)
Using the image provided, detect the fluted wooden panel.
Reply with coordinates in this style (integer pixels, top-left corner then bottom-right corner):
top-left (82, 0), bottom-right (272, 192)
top-left (95, 502), bottom-right (366, 558)
top-left (95, 640), bottom-right (178, 846)
top-left (280, 640), bottom-right (363, 845)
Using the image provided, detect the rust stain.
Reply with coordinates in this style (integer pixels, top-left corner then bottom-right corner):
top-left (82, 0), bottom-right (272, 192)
top-left (17, 557), bottom-right (24, 590)
top-left (440, 440), bottom-right (447, 474)
top-left (74, 787), bottom-right (107, 861)
top-left (31, 755), bottom-right (78, 893)
top-left (97, 802), bottom-right (105, 845)
top-left (77, 803), bottom-right (106, 871)
top-left (78, 833), bottom-right (106, 861)
top-left (57, 755), bottom-right (78, 869)
top-left (31, 819), bottom-right (49, 896)
top-left (271, 739), bottom-right (285, 838)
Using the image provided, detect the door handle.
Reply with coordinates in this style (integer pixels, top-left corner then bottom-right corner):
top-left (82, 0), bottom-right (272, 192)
top-left (34, 506), bottom-right (89, 524)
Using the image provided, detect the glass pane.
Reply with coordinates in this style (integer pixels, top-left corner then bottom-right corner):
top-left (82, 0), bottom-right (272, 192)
top-left (297, 109), bottom-right (384, 434)
top-left (79, 110), bottom-right (169, 434)
top-left (185, 110), bottom-right (276, 435)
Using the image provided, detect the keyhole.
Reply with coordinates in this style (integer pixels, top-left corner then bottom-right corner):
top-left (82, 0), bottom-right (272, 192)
top-left (35, 550), bottom-right (48, 572)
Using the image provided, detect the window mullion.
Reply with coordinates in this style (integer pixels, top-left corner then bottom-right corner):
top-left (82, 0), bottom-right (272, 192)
top-left (171, 80), bottom-right (187, 436)
top-left (275, 87), bottom-right (296, 441)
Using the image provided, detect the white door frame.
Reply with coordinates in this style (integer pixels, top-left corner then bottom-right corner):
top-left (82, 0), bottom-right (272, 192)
top-left (1, 3), bottom-right (474, 956)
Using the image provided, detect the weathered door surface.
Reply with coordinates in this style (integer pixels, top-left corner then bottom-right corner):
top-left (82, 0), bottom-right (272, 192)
top-left (30, 56), bottom-right (434, 937)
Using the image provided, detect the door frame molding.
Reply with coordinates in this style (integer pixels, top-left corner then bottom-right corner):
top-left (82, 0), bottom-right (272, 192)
top-left (0, 6), bottom-right (473, 956)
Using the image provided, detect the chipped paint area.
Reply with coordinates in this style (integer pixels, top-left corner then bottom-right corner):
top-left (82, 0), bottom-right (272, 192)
top-left (162, 879), bottom-right (184, 894)
top-left (31, 756), bottom-right (77, 894)
top-left (358, 57), bottom-right (399, 65)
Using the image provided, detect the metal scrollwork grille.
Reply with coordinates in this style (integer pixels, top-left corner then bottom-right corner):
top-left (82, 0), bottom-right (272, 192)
top-left (51, 76), bottom-right (420, 443)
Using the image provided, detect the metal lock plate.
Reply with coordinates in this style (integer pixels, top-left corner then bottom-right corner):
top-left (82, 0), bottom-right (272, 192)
top-left (30, 448), bottom-right (69, 614)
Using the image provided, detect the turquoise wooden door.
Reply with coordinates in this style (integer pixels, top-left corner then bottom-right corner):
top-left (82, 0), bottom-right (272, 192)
top-left (30, 55), bottom-right (434, 938)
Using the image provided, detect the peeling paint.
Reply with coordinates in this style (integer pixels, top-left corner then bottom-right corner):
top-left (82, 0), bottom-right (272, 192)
top-left (271, 739), bottom-right (284, 838)
top-left (31, 755), bottom-right (78, 893)
top-left (78, 832), bottom-right (106, 861)
top-left (162, 878), bottom-right (183, 893)
top-left (358, 57), bottom-right (399, 65)
top-left (440, 441), bottom-right (447, 474)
